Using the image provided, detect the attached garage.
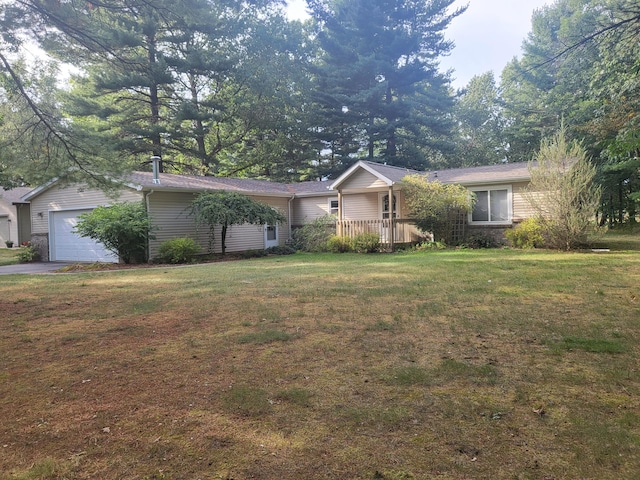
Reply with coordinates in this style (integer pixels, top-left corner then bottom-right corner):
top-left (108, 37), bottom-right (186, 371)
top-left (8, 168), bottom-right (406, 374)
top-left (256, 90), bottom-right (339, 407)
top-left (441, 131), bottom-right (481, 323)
top-left (49, 209), bottom-right (118, 262)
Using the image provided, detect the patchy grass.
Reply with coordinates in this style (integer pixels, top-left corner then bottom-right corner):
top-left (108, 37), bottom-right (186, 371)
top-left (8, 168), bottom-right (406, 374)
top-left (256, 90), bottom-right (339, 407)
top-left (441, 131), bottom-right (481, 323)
top-left (0, 248), bottom-right (19, 266)
top-left (1, 241), bottom-right (640, 479)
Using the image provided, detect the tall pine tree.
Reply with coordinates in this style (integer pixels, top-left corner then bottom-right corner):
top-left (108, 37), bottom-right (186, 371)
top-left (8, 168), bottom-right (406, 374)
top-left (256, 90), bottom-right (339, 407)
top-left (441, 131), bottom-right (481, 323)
top-left (308, 0), bottom-right (464, 176)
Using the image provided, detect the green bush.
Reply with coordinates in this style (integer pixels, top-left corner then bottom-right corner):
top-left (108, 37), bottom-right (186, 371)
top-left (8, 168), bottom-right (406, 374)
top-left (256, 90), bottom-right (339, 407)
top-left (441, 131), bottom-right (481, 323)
top-left (17, 242), bottom-right (40, 263)
top-left (326, 235), bottom-right (353, 253)
top-left (505, 218), bottom-right (544, 249)
top-left (414, 240), bottom-right (447, 251)
top-left (265, 245), bottom-right (296, 255)
top-left (156, 237), bottom-right (199, 264)
top-left (463, 232), bottom-right (499, 249)
top-left (351, 232), bottom-right (381, 253)
top-left (290, 215), bottom-right (336, 252)
top-left (75, 202), bottom-right (154, 264)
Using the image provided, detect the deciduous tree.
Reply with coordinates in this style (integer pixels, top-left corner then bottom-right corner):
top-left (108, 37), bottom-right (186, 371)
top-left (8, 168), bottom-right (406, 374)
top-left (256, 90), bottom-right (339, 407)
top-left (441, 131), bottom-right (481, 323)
top-left (525, 127), bottom-right (601, 250)
top-left (189, 191), bottom-right (286, 254)
top-left (401, 174), bottom-right (473, 244)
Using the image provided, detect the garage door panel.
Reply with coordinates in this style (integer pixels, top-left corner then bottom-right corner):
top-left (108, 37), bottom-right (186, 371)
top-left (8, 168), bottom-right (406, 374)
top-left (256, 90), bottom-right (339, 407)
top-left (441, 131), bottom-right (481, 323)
top-left (51, 210), bottom-right (118, 262)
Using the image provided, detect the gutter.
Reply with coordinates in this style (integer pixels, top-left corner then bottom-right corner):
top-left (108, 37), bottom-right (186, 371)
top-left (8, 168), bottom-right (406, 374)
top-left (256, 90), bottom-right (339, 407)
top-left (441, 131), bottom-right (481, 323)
top-left (144, 189), bottom-right (154, 260)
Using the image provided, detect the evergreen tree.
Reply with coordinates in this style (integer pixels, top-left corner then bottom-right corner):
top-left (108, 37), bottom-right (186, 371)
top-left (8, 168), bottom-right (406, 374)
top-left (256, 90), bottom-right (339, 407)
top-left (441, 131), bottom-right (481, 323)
top-left (308, 0), bottom-right (464, 176)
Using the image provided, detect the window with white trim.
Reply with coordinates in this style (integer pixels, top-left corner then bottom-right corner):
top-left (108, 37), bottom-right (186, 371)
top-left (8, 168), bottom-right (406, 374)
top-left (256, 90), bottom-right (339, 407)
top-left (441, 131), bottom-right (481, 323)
top-left (328, 197), bottom-right (339, 216)
top-left (380, 193), bottom-right (397, 219)
top-left (469, 186), bottom-right (511, 224)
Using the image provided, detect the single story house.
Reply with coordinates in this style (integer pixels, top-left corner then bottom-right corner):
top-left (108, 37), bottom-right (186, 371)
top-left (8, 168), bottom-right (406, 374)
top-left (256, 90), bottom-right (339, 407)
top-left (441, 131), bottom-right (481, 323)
top-left (21, 160), bottom-right (535, 262)
top-left (0, 186), bottom-right (32, 248)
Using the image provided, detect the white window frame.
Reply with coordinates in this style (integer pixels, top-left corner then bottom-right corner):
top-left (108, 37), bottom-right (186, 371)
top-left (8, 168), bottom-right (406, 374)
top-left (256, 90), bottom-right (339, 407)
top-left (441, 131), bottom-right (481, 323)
top-left (468, 185), bottom-right (512, 225)
top-left (379, 192), bottom-right (397, 219)
top-left (328, 197), bottom-right (339, 216)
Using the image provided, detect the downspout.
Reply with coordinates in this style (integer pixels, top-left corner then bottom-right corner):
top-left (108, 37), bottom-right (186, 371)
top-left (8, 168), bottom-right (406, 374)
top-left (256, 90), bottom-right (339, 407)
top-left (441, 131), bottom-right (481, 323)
top-left (288, 194), bottom-right (295, 240)
top-left (144, 189), bottom-right (154, 261)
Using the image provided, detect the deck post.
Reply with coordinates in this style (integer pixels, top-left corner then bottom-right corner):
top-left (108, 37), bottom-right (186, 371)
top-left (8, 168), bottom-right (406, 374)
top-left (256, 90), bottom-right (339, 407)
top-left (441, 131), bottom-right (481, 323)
top-left (388, 185), bottom-right (395, 252)
top-left (337, 189), bottom-right (343, 237)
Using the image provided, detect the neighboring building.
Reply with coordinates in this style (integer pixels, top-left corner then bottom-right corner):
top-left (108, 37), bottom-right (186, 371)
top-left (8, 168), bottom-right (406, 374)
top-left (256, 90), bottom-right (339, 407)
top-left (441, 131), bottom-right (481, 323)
top-left (0, 187), bottom-right (32, 248)
top-left (21, 160), bottom-right (535, 262)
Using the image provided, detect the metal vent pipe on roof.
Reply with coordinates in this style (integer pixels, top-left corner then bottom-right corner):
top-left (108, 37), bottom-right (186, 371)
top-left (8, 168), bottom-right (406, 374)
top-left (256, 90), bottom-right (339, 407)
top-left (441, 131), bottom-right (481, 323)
top-left (151, 156), bottom-right (161, 184)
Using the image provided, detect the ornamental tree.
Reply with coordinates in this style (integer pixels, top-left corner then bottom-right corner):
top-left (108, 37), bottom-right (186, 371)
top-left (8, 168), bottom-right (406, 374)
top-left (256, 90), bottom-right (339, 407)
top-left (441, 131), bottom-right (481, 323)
top-left (189, 191), bottom-right (286, 255)
top-left (401, 174), bottom-right (473, 244)
top-left (525, 127), bottom-right (602, 250)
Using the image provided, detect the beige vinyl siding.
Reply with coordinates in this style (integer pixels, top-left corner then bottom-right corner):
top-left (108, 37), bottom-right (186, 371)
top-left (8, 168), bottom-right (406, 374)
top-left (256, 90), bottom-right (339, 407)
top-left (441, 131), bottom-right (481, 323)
top-left (340, 170), bottom-right (389, 190)
top-left (252, 195), bottom-right (290, 245)
top-left (30, 185), bottom-right (143, 234)
top-left (292, 195), bottom-right (335, 225)
top-left (342, 192), bottom-right (379, 220)
top-left (147, 192), bottom-right (290, 257)
top-left (512, 182), bottom-right (535, 220)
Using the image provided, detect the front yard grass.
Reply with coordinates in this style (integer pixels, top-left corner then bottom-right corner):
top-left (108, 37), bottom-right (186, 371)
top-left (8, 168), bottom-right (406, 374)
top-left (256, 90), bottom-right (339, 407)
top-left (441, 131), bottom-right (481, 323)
top-left (1, 240), bottom-right (640, 479)
top-left (0, 248), bottom-right (19, 266)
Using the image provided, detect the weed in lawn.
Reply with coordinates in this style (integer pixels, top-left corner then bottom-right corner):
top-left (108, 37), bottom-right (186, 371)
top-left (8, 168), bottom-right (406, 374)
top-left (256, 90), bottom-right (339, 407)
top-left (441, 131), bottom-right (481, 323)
top-left (222, 385), bottom-right (272, 416)
top-left (236, 329), bottom-right (293, 344)
top-left (365, 319), bottom-right (399, 332)
top-left (433, 358), bottom-right (498, 385)
top-left (9, 457), bottom-right (67, 480)
top-left (317, 323), bottom-right (341, 333)
top-left (386, 365), bottom-right (431, 385)
top-left (274, 387), bottom-right (314, 407)
top-left (372, 469), bottom-right (416, 479)
top-left (547, 336), bottom-right (627, 354)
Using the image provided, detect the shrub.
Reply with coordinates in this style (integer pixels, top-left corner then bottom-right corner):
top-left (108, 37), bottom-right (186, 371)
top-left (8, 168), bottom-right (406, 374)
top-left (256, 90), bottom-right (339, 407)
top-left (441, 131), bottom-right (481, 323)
top-left (524, 126), bottom-right (601, 250)
top-left (156, 237), bottom-right (199, 264)
top-left (463, 232), bottom-right (499, 249)
top-left (414, 240), bottom-right (447, 251)
top-left (326, 235), bottom-right (352, 253)
top-left (265, 245), bottom-right (296, 255)
top-left (75, 202), bottom-right (154, 264)
top-left (401, 174), bottom-right (474, 243)
top-left (351, 232), bottom-right (381, 253)
top-left (17, 242), bottom-right (40, 263)
top-left (290, 215), bottom-right (336, 252)
top-left (505, 218), bottom-right (545, 249)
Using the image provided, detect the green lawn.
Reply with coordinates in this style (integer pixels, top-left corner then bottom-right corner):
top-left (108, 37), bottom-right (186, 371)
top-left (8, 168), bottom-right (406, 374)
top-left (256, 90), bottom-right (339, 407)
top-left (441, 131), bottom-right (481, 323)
top-left (0, 247), bottom-right (19, 266)
top-left (1, 236), bottom-right (640, 479)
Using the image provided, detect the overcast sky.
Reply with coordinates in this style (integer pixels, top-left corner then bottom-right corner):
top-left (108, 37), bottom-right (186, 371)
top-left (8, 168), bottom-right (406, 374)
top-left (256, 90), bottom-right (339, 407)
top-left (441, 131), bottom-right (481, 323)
top-left (286, 0), bottom-right (553, 89)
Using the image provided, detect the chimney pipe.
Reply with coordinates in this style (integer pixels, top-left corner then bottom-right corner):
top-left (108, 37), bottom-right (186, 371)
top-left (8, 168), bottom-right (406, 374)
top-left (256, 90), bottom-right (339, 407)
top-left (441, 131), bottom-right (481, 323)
top-left (150, 156), bottom-right (161, 184)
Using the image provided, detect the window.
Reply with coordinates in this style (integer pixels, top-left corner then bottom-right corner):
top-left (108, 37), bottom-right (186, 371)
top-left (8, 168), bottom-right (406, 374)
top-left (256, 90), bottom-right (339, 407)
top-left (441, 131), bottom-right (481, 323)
top-left (470, 186), bottom-right (511, 224)
top-left (328, 198), bottom-right (339, 216)
top-left (380, 193), bottom-right (397, 219)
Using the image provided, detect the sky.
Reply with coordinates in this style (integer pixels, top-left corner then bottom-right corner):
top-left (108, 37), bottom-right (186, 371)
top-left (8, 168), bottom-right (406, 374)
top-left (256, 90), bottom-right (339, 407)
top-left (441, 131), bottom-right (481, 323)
top-left (286, 0), bottom-right (553, 89)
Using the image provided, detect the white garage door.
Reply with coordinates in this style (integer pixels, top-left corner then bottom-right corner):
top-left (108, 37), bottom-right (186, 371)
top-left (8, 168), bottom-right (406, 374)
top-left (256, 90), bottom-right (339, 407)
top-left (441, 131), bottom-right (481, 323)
top-left (50, 210), bottom-right (119, 262)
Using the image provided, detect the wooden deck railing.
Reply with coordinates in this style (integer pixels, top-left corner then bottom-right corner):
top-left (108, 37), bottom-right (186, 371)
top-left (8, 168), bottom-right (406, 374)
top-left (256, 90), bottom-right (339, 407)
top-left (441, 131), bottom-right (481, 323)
top-left (336, 219), bottom-right (425, 245)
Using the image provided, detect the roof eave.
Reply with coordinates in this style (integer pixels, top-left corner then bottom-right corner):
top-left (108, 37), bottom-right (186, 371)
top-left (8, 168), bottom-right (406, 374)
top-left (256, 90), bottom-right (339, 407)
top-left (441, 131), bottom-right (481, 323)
top-left (329, 161), bottom-right (394, 190)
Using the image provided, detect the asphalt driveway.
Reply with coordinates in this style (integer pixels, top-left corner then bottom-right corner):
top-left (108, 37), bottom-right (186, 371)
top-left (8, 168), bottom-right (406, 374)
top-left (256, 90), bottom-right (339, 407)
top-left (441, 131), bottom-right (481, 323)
top-left (0, 262), bottom-right (73, 275)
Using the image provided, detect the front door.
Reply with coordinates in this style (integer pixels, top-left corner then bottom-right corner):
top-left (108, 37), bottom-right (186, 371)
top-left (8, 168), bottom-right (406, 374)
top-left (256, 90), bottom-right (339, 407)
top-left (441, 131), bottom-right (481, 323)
top-left (264, 224), bottom-right (279, 249)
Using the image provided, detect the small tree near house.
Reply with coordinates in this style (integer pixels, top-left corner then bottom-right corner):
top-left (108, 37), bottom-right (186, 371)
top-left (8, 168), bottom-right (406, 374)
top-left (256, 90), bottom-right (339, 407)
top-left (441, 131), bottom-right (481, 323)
top-left (189, 191), bottom-right (286, 255)
top-left (524, 127), bottom-right (602, 250)
top-left (401, 175), bottom-right (474, 244)
top-left (75, 201), bottom-right (155, 264)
